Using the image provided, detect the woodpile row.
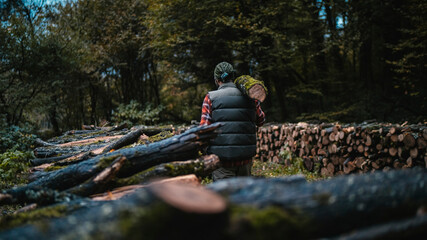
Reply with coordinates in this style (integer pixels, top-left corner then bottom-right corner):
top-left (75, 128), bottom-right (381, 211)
top-left (256, 122), bottom-right (427, 176)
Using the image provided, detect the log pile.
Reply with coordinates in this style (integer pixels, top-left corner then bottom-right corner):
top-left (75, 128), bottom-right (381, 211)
top-left (0, 123), bottom-right (222, 206)
top-left (256, 122), bottom-right (427, 176)
top-left (1, 168), bottom-right (426, 239)
top-left (1, 121), bottom-right (426, 239)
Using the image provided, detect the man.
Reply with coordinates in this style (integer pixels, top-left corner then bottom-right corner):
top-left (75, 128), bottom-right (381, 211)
top-left (200, 62), bottom-right (265, 181)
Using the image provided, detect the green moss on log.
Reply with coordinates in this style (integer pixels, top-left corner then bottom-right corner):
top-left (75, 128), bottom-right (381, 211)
top-left (114, 160), bottom-right (206, 186)
top-left (117, 200), bottom-right (228, 240)
top-left (228, 205), bottom-right (310, 239)
top-left (44, 165), bottom-right (66, 172)
top-left (234, 75), bottom-right (268, 95)
top-left (118, 202), bottom-right (172, 239)
top-left (162, 161), bottom-right (204, 176)
top-left (147, 131), bottom-right (174, 143)
top-left (96, 154), bottom-right (124, 169)
top-left (0, 204), bottom-right (69, 230)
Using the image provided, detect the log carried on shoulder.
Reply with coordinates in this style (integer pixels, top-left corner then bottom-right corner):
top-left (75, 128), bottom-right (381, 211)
top-left (234, 75), bottom-right (268, 102)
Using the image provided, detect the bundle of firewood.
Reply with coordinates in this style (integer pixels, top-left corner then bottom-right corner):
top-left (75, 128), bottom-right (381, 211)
top-left (257, 122), bottom-right (427, 176)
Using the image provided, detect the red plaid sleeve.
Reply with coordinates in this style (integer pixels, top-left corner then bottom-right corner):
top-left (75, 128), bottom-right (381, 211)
top-left (200, 94), bottom-right (212, 126)
top-left (255, 100), bottom-right (265, 127)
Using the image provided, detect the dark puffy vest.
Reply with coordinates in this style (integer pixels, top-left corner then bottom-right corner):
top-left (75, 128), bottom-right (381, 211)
top-left (207, 82), bottom-right (257, 161)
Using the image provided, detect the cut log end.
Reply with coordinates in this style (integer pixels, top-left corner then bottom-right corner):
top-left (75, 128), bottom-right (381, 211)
top-left (248, 84), bottom-right (267, 102)
top-left (234, 75), bottom-right (268, 102)
top-left (149, 181), bottom-right (226, 214)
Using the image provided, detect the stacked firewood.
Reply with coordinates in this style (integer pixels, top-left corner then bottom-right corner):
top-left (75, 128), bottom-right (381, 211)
top-left (257, 122), bottom-right (427, 176)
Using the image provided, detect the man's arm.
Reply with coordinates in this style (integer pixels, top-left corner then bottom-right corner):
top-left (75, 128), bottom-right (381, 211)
top-left (255, 100), bottom-right (265, 127)
top-left (200, 94), bottom-right (212, 126)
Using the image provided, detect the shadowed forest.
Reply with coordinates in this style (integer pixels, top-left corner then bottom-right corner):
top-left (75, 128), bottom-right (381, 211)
top-left (1, 0), bottom-right (426, 135)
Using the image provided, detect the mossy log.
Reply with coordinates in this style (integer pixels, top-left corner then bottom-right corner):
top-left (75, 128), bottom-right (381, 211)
top-left (65, 156), bottom-right (128, 196)
top-left (0, 183), bottom-right (228, 240)
top-left (0, 188), bottom-right (82, 206)
top-left (0, 123), bottom-right (221, 205)
top-left (30, 154), bottom-right (73, 166)
top-left (234, 75), bottom-right (268, 102)
top-left (101, 128), bottom-right (144, 153)
top-left (1, 169), bottom-right (426, 239)
top-left (208, 168), bottom-right (427, 238)
top-left (112, 154), bottom-right (220, 187)
top-left (33, 144), bottom-right (108, 158)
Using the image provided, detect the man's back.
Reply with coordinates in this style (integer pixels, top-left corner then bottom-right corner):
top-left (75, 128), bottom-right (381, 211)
top-left (207, 82), bottom-right (257, 162)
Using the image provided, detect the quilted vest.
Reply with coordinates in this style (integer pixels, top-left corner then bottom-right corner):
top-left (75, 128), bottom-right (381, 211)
top-left (207, 82), bottom-right (257, 161)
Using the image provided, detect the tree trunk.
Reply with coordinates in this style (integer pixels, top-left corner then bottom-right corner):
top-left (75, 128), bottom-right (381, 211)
top-left (208, 168), bottom-right (427, 238)
top-left (0, 183), bottom-right (228, 240)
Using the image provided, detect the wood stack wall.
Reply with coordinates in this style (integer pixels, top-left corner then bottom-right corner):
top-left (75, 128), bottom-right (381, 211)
top-left (256, 122), bottom-right (427, 176)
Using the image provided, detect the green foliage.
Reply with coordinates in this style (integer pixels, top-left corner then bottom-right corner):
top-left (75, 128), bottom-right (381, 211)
top-left (0, 150), bottom-right (32, 189)
top-left (112, 100), bottom-right (164, 126)
top-left (0, 121), bottom-right (37, 153)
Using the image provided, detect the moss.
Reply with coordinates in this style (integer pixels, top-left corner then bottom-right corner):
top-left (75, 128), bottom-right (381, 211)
top-left (229, 205), bottom-right (310, 240)
top-left (118, 202), bottom-right (171, 239)
top-left (235, 75), bottom-right (268, 95)
top-left (114, 160), bottom-right (205, 186)
top-left (0, 204), bottom-right (69, 230)
top-left (252, 160), bottom-right (322, 181)
top-left (163, 161), bottom-right (204, 176)
top-left (96, 154), bottom-right (124, 169)
top-left (44, 165), bottom-right (66, 172)
top-left (147, 131), bottom-right (174, 143)
top-left (118, 200), bottom-right (228, 240)
top-left (200, 176), bottom-right (213, 185)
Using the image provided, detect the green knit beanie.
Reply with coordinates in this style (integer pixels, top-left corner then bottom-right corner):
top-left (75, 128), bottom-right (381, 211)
top-left (214, 62), bottom-right (234, 82)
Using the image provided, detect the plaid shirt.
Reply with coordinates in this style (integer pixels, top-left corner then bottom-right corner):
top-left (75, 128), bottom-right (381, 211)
top-left (199, 93), bottom-right (265, 167)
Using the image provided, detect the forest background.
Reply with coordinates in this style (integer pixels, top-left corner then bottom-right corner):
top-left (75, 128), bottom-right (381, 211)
top-left (1, 0), bottom-right (426, 139)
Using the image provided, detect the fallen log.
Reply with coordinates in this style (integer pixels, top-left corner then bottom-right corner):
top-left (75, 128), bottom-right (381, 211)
top-left (0, 187), bottom-right (82, 206)
top-left (0, 182), bottom-right (228, 240)
top-left (234, 75), bottom-right (268, 102)
top-left (1, 123), bottom-right (221, 205)
top-left (65, 156), bottom-right (128, 196)
top-left (30, 155), bottom-right (73, 166)
top-left (101, 128), bottom-right (144, 153)
top-left (2, 169), bottom-right (426, 239)
top-left (111, 154), bottom-right (220, 188)
top-left (207, 174), bottom-right (306, 196)
top-left (208, 168), bottom-right (427, 238)
top-left (34, 138), bottom-right (57, 147)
